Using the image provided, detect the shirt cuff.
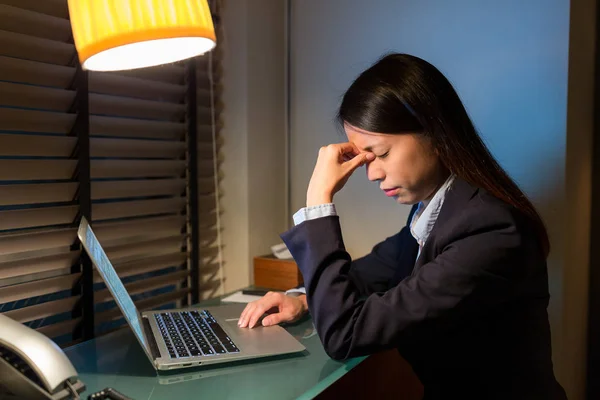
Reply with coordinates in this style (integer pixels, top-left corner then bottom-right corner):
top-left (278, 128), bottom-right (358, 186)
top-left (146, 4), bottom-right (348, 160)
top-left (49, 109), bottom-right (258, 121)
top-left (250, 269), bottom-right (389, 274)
top-left (285, 287), bottom-right (306, 296)
top-left (292, 203), bottom-right (337, 226)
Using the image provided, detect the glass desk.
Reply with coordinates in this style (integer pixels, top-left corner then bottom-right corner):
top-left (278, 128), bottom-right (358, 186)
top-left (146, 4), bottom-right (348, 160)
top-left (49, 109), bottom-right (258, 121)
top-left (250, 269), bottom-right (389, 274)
top-left (64, 295), bottom-right (366, 400)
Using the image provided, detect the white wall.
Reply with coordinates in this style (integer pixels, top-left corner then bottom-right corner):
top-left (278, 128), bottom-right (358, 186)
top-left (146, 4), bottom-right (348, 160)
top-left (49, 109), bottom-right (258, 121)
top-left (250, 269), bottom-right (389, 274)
top-left (220, 0), bottom-right (287, 293)
top-left (289, 0), bottom-right (578, 396)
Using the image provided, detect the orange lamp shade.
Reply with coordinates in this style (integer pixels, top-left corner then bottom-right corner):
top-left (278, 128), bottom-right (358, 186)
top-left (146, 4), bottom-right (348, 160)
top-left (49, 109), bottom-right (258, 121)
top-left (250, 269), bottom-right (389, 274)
top-left (67, 0), bottom-right (216, 71)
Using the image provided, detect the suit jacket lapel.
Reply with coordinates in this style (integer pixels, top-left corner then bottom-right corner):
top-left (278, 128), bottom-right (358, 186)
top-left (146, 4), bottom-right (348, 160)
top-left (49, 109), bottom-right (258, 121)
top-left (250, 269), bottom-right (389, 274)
top-left (413, 178), bottom-right (479, 271)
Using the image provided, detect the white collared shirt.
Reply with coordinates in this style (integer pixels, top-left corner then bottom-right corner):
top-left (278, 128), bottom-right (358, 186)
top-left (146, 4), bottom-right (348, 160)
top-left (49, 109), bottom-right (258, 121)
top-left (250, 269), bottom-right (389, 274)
top-left (409, 174), bottom-right (456, 259)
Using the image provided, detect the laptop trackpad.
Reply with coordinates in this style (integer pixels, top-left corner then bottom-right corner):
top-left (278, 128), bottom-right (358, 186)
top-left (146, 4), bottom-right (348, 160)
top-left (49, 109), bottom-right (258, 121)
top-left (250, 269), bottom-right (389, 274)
top-left (223, 320), bottom-right (303, 354)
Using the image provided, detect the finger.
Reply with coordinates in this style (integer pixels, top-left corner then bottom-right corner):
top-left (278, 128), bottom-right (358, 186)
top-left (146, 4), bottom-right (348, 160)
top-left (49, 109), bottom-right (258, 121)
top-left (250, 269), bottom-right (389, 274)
top-left (248, 296), bottom-right (281, 329)
top-left (238, 303), bottom-right (256, 328)
top-left (262, 311), bottom-right (289, 327)
top-left (239, 303), bottom-right (253, 322)
top-left (336, 141), bottom-right (361, 155)
top-left (347, 152), bottom-right (375, 171)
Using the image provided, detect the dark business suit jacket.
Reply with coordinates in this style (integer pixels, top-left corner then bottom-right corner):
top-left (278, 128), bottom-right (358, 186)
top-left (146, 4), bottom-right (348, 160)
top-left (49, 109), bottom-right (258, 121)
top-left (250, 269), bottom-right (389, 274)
top-left (281, 178), bottom-right (566, 399)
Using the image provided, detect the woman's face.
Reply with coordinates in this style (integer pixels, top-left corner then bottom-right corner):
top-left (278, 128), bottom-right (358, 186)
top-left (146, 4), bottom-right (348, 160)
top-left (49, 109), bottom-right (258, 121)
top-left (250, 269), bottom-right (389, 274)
top-left (345, 123), bottom-right (448, 205)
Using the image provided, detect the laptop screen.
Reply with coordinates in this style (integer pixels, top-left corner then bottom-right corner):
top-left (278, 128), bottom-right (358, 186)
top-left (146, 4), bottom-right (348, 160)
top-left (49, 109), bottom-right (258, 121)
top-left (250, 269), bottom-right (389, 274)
top-left (78, 219), bottom-right (148, 350)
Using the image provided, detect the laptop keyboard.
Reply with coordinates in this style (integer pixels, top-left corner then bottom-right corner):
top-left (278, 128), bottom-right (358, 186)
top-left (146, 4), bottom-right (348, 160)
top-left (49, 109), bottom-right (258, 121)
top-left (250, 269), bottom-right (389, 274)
top-left (155, 310), bottom-right (240, 359)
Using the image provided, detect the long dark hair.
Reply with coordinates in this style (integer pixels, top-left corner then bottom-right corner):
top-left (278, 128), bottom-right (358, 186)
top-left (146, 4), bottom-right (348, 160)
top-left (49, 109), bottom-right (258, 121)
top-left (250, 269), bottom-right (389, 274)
top-left (337, 53), bottom-right (550, 256)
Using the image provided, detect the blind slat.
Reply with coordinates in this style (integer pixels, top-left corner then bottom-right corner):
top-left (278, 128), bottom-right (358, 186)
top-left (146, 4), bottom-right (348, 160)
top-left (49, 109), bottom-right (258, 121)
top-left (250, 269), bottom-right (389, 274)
top-left (90, 115), bottom-right (184, 140)
top-left (0, 160), bottom-right (76, 180)
top-left (0, 250), bottom-right (80, 284)
top-left (89, 72), bottom-right (185, 103)
top-left (96, 288), bottom-right (191, 324)
top-left (0, 273), bottom-right (79, 303)
top-left (95, 270), bottom-right (189, 304)
top-left (91, 160), bottom-right (185, 179)
top-left (93, 198), bottom-right (185, 221)
top-left (37, 318), bottom-right (80, 339)
top-left (4, 296), bottom-right (79, 324)
top-left (93, 215), bottom-right (185, 243)
top-left (90, 93), bottom-right (185, 121)
top-left (0, 133), bottom-right (76, 156)
top-left (93, 252), bottom-right (187, 283)
top-left (0, 182), bottom-right (78, 206)
top-left (0, 5), bottom-right (71, 42)
top-left (0, 108), bottom-right (74, 134)
top-left (90, 137), bottom-right (185, 159)
top-left (105, 235), bottom-right (186, 262)
top-left (0, 228), bottom-right (76, 258)
top-left (0, 0), bottom-right (69, 19)
top-left (0, 205), bottom-right (78, 231)
top-left (0, 81), bottom-right (74, 112)
top-left (0, 55), bottom-right (74, 88)
top-left (0, 29), bottom-right (74, 65)
top-left (92, 179), bottom-right (185, 200)
top-left (110, 65), bottom-right (185, 85)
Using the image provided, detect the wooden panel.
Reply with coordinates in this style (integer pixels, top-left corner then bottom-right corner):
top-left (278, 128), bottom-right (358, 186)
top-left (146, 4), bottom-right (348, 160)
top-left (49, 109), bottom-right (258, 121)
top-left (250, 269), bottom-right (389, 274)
top-left (0, 56), bottom-right (74, 88)
top-left (91, 160), bottom-right (185, 179)
top-left (4, 296), bottom-right (79, 324)
top-left (0, 82), bottom-right (74, 111)
top-left (0, 0), bottom-right (69, 19)
top-left (0, 251), bottom-right (79, 280)
top-left (90, 115), bottom-right (185, 140)
top-left (0, 182), bottom-right (78, 206)
top-left (0, 5), bottom-right (71, 41)
top-left (90, 137), bottom-right (185, 159)
top-left (93, 197), bottom-right (185, 221)
top-left (95, 270), bottom-right (189, 304)
top-left (0, 108), bottom-right (74, 134)
top-left (0, 160), bottom-right (76, 180)
top-left (91, 179), bottom-right (185, 200)
top-left (0, 205), bottom-right (78, 231)
top-left (89, 93), bottom-right (185, 121)
top-left (93, 252), bottom-right (187, 283)
top-left (0, 274), bottom-right (80, 303)
top-left (0, 133), bottom-right (76, 157)
top-left (0, 29), bottom-right (74, 65)
top-left (89, 72), bottom-right (185, 102)
top-left (0, 228), bottom-right (76, 258)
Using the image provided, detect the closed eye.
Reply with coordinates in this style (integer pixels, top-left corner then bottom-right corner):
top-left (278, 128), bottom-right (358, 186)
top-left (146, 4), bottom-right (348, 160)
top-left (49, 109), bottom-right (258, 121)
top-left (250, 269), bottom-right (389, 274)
top-left (377, 151), bottom-right (389, 159)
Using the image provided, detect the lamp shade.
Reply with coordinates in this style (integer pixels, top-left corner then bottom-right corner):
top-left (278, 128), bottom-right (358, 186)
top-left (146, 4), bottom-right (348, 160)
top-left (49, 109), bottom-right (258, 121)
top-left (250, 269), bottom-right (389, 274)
top-left (67, 0), bottom-right (216, 71)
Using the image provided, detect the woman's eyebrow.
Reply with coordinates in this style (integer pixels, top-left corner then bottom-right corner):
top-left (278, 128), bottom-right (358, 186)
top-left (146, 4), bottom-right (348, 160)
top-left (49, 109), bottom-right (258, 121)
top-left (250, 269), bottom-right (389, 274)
top-left (362, 145), bottom-right (383, 152)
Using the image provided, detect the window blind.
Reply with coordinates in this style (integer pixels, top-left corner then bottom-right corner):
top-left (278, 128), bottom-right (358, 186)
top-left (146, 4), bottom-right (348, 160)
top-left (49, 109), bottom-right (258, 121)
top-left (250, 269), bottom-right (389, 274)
top-left (0, 0), bottom-right (223, 346)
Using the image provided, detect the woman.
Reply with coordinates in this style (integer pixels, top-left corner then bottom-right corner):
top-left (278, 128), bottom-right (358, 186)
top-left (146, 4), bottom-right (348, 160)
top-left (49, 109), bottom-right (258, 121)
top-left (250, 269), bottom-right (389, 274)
top-left (238, 53), bottom-right (566, 399)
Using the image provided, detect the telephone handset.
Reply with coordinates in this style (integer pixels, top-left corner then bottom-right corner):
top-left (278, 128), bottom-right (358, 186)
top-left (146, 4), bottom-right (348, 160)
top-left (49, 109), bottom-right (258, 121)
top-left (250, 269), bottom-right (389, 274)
top-left (0, 314), bottom-right (86, 400)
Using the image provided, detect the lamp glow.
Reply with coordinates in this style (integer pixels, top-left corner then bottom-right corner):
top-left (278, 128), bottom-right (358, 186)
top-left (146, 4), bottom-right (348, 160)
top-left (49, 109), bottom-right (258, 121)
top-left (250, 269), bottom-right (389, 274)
top-left (67, 0), bottom-right (216, 71)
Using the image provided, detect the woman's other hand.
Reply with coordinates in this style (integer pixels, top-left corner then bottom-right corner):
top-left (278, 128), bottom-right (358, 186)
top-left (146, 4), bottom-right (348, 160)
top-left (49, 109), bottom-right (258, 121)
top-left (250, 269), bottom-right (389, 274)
top-left (307, 142), bottom-right (375, 206)
top-left (238, 292), bottom-right (308, 329)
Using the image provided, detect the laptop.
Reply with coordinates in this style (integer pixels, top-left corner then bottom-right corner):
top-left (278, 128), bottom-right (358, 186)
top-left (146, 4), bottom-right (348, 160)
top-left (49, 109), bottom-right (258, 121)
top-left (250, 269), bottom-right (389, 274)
top-left (77, 217), bottom-right (306, 371)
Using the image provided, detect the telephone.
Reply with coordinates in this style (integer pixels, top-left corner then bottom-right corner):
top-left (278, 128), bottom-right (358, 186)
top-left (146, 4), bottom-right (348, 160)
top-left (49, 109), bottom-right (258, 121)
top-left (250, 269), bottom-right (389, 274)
top-left (0, 314), bottom-right (86, 400)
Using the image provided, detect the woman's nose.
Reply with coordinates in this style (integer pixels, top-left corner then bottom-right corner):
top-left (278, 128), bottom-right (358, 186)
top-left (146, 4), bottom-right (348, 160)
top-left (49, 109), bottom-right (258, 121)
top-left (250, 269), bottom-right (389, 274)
top-left (366, 162), bottom-right (384, 182)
